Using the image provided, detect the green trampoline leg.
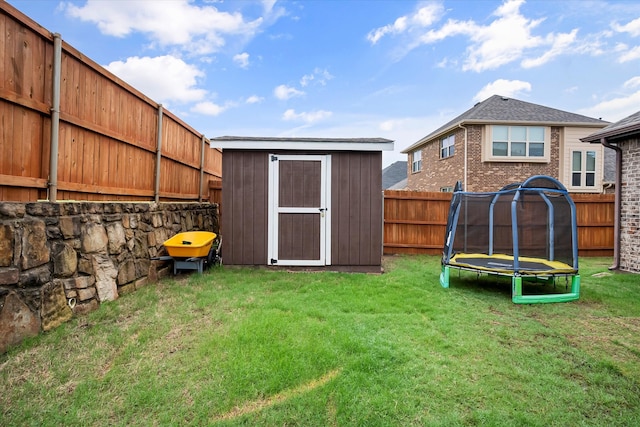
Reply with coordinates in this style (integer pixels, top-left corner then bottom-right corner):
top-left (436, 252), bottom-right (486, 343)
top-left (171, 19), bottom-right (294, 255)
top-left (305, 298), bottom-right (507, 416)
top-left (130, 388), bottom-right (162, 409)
top-left (512, 274), bottom-right (581, 304)
top-left (512, 275), bottom-right (523, 300)
top-left (440, 265), bottom-right (450, 288)
top-left (571, 274), bottom-right (581, 295)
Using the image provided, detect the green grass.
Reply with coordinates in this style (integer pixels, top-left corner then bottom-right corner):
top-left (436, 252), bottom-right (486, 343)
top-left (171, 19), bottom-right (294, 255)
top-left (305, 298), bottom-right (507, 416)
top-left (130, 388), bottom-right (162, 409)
top-left (2, 256), bottom-right (639, 426)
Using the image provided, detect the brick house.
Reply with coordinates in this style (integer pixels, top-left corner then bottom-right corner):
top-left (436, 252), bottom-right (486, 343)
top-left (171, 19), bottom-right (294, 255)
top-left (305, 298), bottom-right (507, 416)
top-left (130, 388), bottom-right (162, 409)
top-left (402, 95), bottom-right (610, 192)
top-left (582, 110), bottom-right (640, 273)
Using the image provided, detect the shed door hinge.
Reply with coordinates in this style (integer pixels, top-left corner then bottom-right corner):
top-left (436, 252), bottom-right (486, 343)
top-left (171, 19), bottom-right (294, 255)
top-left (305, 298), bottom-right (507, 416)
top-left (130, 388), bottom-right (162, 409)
top-left (271, 155), bottom-right (278, 162)
top-left (270, 258), bottom-right (278, 264)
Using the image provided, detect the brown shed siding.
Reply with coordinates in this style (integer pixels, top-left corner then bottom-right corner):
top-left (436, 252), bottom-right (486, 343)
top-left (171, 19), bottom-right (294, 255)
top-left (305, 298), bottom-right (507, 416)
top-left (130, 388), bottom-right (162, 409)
top-left (331, 152), bottom-right (382, 266)
top-left (279, 160), bottom-right (322, 207)
top-left (222, 150), bottom-right (268, 265)
top-left (221, 150), bottom-right (383, 267)
top-left (278, 213), bottom-right (321, 260)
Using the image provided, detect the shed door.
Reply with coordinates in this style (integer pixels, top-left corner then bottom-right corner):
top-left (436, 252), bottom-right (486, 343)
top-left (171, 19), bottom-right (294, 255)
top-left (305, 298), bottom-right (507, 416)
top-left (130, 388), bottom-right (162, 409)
top-left (268, 154), bottom-right (331, 266)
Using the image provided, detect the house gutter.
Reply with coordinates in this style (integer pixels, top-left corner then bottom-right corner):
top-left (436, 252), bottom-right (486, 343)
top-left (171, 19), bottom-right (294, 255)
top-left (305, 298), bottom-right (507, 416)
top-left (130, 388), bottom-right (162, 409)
top-left (458, 124), bottom-right (468, 190)
top-left (601, 137), bottom-right (621, 270)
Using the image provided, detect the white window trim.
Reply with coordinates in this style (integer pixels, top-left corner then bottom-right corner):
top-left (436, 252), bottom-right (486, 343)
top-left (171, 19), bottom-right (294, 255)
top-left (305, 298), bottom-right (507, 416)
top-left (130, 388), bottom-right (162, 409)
top-left (483, 125), bottom-right (551, 163)
top-left (568, 149), bottom-right (598, 191)
top-left (440, 134), bottom-right (455, 159)
top-left (411, 149), bottom-right (422, 173)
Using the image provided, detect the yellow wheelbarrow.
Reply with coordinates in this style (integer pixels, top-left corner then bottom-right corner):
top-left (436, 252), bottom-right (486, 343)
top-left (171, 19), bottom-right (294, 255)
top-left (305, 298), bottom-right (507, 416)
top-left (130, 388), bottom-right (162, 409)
top-left (152, 231), bottom-right (222, 274)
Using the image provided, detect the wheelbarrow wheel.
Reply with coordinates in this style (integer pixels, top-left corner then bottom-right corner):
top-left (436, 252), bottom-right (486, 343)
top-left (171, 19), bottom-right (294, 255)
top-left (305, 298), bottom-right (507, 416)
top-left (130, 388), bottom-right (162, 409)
top-left (205, 239), bottom-right (222, 268)
top-left (205, 247), bottom-right (215, 269)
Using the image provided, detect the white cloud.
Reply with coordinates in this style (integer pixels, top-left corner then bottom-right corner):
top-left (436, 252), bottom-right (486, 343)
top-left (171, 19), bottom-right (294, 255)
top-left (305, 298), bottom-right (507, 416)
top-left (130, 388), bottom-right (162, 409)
top-left (367, 2), bottom-right (445, 44)
top-left (415, 19), bottom-right (475, 45)
top-left (462, 0), bottom-right (546, 72)
top-left (105, 55), bottom-right (206, 104)
top-left (521, 29), bottom-right (578, 68)
top-left (274, 84), bottom-right (305, 100)
top-left (65, 0), bottom-right (264, 55)
top-left (282, 109), bottom-right (332, 123)
top-left (612, 17), bottom-right (640, 37)
top-left (371, 0), bottom-right (580, 72)
top-left (191, 101), bottom-right (227, 116)
top-left (300, 68), bottom-right (334, 87)
top-left (473, 79), bottom-right (532, 103)
top-left (618, 45), bottom-right (640, 62)
top-left (233, 52), bottom-right (250, 68)
top-left (246, 95), bottom-right (264, 104)
top-left (571, 31), bottom-right (609, 57)
top-left (623, 76), bottom-right (640, 89)
top-left (379, 119), bottom-right (401, 132)
top-left (368, 16), bottom-right (409, 45)
top-left (578, 89), bottom-right (640, 122)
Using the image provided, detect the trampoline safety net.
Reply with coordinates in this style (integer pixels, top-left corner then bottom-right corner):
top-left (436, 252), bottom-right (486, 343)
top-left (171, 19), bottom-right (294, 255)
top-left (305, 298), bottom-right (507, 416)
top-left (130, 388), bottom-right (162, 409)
top-left (440, 175), bottom-right (580, 304)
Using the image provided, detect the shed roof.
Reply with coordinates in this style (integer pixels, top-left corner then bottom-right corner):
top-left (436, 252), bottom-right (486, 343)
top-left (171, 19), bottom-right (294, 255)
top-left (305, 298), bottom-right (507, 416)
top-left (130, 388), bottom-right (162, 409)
top-left (210, 136), bottom-right (394, 151)
top-left (403, 95), bottom-right (609, 153)
top-left (581, 110), bottom-right (640, 143)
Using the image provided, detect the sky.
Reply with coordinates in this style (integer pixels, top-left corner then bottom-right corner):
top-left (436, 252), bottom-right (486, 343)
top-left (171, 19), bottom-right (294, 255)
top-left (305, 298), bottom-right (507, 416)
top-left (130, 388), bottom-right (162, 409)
top-left (7, 0), bottom-right (640, 167)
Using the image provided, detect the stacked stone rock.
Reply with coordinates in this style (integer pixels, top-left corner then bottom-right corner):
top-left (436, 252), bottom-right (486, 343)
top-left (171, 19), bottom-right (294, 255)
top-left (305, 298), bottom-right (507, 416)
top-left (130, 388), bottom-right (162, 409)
top-left (0, 201), bottom-right (218, 353)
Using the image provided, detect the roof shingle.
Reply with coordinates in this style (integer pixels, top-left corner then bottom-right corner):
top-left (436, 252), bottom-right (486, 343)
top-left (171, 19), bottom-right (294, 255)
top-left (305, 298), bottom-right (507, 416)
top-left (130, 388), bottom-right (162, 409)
top-left (581, 110), bottom-right (640, 142)
top-left (403, 95), bottom-right (609, 152)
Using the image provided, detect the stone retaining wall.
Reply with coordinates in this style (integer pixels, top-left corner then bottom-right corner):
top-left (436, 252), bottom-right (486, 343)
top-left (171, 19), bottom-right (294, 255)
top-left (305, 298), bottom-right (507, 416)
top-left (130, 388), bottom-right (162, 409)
top-left (0, 201), bottom-right (219, 353)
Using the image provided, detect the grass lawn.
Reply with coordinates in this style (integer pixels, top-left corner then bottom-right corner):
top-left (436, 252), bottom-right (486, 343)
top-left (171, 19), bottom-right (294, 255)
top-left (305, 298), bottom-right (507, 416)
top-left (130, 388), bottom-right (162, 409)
top-left (2, 256), bottom-right (639, 426)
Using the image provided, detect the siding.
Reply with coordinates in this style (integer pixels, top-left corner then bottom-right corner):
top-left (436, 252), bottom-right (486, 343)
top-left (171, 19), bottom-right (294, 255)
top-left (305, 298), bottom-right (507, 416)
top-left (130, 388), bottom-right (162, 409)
top-left (221, 150), bottom-right (383, 268)
top-left (561, 127), bottom-right (605, 192)
top-left (222, 151), bottom-right (268, 265)
top-left (331, 152), bottom-right (382, 266)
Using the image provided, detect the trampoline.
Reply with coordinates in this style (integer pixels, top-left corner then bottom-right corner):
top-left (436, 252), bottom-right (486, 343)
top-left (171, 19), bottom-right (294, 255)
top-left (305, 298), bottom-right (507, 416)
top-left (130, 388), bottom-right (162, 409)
top-left (439, 175), bottom-right (580, 304)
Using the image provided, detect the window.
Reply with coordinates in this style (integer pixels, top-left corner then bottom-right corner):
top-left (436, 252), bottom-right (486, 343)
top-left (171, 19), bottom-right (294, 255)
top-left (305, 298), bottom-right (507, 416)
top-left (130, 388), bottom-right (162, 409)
top-left (411, 150), bottom-right (422, 173)
top-left (440, 186), bottom-right (454, 193)
top-left (440, 134), bottom-right (455, 158)
top-left (572, 150), bottom-right (596, 188)
top-left (491, 126), bottom-right (545, 158)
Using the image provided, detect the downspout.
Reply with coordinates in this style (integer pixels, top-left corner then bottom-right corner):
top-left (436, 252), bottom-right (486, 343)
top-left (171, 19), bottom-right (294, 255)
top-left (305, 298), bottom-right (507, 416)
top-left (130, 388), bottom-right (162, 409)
top-left (601, 137), bottom-right (621, 270)
top-left (154, 104), bottom-right (164, 203)
top-left (48, 33), bottom-right (62, 202)
top-left (458, 124), bottom-right (468, 190)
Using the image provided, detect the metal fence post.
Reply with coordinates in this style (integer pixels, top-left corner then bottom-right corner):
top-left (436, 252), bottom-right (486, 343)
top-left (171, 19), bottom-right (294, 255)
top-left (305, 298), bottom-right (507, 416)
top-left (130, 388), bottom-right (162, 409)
top-left (48, 33), bottom-right (62, 202)
top-left (154, 104), bottom-right (164, 203)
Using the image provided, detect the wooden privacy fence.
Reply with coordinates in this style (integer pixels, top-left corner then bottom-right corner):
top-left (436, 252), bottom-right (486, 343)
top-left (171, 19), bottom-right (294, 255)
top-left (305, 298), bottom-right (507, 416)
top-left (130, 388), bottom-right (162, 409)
top-left (0, 3), bottom-right (221, 202)
top-left (383, 190), bottom-right (615, 257)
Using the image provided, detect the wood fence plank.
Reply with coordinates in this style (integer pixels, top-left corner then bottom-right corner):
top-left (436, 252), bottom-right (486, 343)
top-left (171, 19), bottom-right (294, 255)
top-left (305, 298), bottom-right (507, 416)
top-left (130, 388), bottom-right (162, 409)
top-left (383, 190), bottom-right (613, 257)
top-left (12, 107), bottom-right (24, 176)
top-left (1, 2), bottom-right (222, 201)
top-left (0, 104), bottom-right (12, 175)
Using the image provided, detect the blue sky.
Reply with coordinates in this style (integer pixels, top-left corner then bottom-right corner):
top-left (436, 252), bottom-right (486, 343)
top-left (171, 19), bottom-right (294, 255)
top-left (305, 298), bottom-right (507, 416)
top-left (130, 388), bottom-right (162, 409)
top-left (8, 0), bottom-right (640, 166)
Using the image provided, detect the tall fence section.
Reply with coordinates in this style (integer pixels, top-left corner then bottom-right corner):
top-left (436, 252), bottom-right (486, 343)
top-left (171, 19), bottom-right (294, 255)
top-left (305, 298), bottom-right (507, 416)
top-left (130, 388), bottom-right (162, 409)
top-left (383, 190), bottom-right (614, 257)
top-left (0, 2), bottom-right (222, 203)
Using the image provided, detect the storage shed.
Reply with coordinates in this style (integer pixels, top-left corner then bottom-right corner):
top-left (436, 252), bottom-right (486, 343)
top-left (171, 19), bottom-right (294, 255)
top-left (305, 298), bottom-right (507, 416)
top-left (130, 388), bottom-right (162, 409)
top-left (210, 137), bottom-right (394, 272)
